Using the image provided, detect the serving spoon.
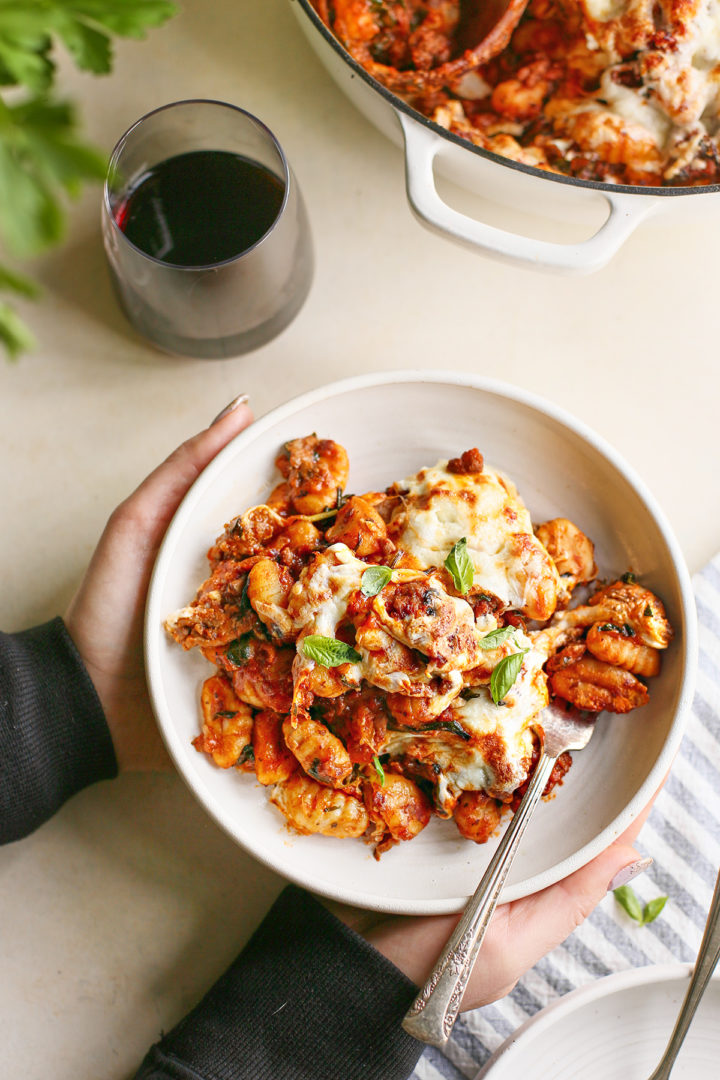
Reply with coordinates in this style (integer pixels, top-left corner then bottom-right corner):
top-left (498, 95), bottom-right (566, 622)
top-left (645, 866), bottom-right (720, 1080)
top-left (454, 0), bottom-right (531, 64)
top-left (402, 700), bottom-right (597, 1047)
top-left (323, 0), bottom-right (531, 95)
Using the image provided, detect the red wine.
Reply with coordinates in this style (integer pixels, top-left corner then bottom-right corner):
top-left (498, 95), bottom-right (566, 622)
top-left (114, 150), bottom-right (285, 266)
top-left (105, 141), bottom-right (312, 360)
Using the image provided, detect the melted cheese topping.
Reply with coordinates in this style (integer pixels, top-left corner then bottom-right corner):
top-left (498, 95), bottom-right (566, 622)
top-left (385, 643), bottom-right (546, 810)
top-left (277, 511), bottom-right (550, 807)
top-left (389, 461), bottom-right (560, 620)
top-left (179, 454), bottom-right (564, 821)
top-left (428, 0), bottom-right (720, 184)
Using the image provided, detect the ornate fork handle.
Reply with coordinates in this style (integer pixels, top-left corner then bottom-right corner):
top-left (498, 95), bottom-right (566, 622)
top-left (402, 749), bottom-right (557, 1047)
top-left (646, 866), bottom-right (720, 1080)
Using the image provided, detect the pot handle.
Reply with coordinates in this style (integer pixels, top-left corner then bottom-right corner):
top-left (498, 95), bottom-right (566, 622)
top-left (399, 112), bottom-right (657, 274)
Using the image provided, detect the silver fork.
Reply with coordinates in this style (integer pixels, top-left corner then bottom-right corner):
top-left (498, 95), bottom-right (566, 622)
top-left (402, 700), bottom-right (598, 1048)
top-left (645, 866), bottom-right (720, 1080)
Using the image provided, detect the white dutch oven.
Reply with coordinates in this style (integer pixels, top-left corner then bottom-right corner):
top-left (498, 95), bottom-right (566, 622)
top-left (291, 0), bottom-right (720, 273)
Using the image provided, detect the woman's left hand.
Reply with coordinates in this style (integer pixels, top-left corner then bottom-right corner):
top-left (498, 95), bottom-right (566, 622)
top-left (65, 395), bottom-right (253, 770)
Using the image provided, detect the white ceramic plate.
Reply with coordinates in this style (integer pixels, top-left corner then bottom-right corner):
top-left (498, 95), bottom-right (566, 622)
top-left (144, 372), bottom-right (696, 914)
top-left (475, 964), bottom-right (720, 1079)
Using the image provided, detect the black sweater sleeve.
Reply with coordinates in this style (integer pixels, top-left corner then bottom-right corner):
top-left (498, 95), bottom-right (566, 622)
top-left (135, 884), bottom-right (424, 1080)
top-left (1, 619), bottom-right (425, 1080)
top-left (0, 617), bottom-right (117, 843)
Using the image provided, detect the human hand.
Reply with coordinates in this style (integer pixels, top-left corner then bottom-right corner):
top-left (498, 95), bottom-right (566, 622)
top-left (65, 394), bottom-right (253, 771)
top-left (329, 799), bottom-right (655, 1011)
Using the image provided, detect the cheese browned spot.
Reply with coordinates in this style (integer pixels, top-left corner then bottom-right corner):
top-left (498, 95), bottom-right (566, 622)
top-left (388, 461), bottom-right (560, 620)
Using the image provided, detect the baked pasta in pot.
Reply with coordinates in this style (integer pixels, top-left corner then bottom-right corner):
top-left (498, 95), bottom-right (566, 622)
top-left (166, 436), bottom-right (673, 856)
top-left (312, 0), bottom-right (720, 186)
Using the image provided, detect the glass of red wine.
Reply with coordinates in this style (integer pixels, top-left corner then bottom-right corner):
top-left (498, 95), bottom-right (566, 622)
top-left (102, 99), bottom-right (313, 358)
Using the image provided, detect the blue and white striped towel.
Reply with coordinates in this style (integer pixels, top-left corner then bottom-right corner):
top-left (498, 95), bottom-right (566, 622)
top-left (412, 556), bottom-right (720, 1080)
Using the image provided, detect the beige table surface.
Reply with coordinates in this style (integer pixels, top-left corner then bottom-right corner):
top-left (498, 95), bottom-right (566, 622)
top-left (2, 1), bottom-right (719, 1077)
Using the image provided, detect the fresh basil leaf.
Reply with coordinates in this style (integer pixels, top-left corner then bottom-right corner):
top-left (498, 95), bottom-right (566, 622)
top-left (372, 755), bottom-right (385, 786)
top-left (479, 626), bottom-right (516, 651)
top-left (302, 635), bottom-right (361, 667)
top-left (644, 605), bottom-right (653, 618)
top-left (642, 896), bottom-right (668, 925)
top-left (226, 634), bottom-right (253, 666)
top-left (237, 743), bottom-right (254, 766)
top-left (444, 537), bottom-right (474, 594)
top-left (621, 572), bottom-right (637, 584)
top-left (613, 884), bottom-right (645, 923)
top-left (238, 575), bottom-right (251, 612)
top-left (0, 25), bottom-right (52, 93)
top-left (361, 565), bottom-right (392, 597)
top-left (391, 718), bottom-right (471, 741)
top-left (490, 650), bottom-right (529, 705)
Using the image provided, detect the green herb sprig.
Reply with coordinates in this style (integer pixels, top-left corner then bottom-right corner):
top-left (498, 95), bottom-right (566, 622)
top-left (0, 0), bottom-right (177, 357)
top-left (614, 884), bottom-right (668, 926)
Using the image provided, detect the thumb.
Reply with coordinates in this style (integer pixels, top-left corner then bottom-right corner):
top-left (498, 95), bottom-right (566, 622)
top-left (119, 396), bottom-right (254, 542)
top-left (66, 396), bottom-right (253, 646)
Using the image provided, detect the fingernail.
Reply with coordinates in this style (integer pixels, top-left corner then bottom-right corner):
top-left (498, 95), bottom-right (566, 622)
top-left (607, 856), bottom-right (653, 893)
top-left (211, 393), bottom-right (249, 426)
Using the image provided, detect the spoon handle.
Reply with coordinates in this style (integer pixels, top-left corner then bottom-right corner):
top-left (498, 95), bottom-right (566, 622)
top-left (647, 867), bottom-right (720, 1080)
top-left (401, 750), bottom-right (556, 1047)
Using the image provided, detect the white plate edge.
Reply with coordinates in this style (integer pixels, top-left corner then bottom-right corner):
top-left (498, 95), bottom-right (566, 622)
top-left (474, 962), bottom-right (720, 1078)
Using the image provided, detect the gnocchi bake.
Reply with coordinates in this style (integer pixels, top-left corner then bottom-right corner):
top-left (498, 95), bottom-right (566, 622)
top-left (165, 436), bottom-right (672, 855)
top-left (312, 0), bottom-right (720, 186)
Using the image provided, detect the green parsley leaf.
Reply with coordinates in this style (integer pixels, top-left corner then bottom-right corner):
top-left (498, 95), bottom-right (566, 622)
top-left (641, 895), bottom-right (668, 925)
top-left (479, 626), bottom-right (517, 651)
top-left (53, 16), bottom-right (111, 76)
top-left (0, 1), bottom-right (176, 358)
top-left (361, 565), bottom-right (392, 597)
top-left (490, 650), bottom-right (529, 705)
top-left (621, 572), bottom-right (637, 584)
top-left (0, 96), bottom-right (106, 258)
top-left (444, 537), bottom-right (474, 594)
top-left (61, 1), bottom-right (177, 40)
top-left (0, 299), bottom-right (34, 358)
top-left (302, 635), bottom-right (361, 668)
top-left (372, 755), bottom-right (385, 786)
top-left (614, 884), bottom-right (644, 923)
top-left (644, 605), bottom-right (653, 618)
top-left (0, 262), bottom-right (40, 297)
top-left (0, 2), bottom-right (176, 92)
